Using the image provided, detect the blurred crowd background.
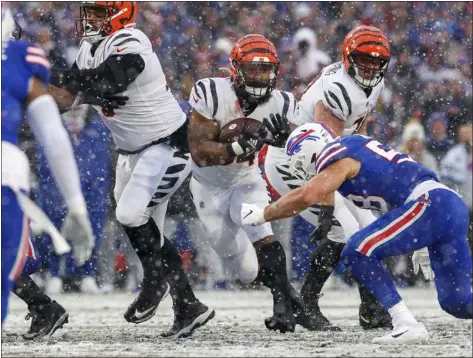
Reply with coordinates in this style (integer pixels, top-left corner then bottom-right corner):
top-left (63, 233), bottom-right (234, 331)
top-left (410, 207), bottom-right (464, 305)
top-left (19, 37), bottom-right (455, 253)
top-left (7, 1), bottom-right (472, 295)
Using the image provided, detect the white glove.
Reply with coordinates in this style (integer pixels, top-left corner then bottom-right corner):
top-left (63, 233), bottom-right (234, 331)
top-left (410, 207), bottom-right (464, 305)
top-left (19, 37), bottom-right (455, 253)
top-left (241, 203), bottom-right (266, 226)
top-left (61, 205), bottom-right (94, 265)
top-left (412, 247), bottom-right (435, 281)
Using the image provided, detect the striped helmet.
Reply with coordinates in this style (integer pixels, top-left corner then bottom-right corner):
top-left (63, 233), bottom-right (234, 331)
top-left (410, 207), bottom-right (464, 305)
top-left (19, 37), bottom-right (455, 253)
top-left (342, 25), bottom-right (390, 89)
top-left (229, 34), bottom-right (280, 99)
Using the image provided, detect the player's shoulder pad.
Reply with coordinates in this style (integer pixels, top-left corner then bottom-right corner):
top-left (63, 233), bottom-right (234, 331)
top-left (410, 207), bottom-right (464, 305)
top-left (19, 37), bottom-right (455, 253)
top-left (190, 77), bottom-right (229, 119)
top-left (12, 40), bottom-right (51, 86)
top-left (315, 136), bottom-right (359, 174)
top-left (103, 28), bottom-right (150, 57)
top-left (321, 69), bottom-right (353, 122)
top-left (272, 89), bottom-right (297, 119)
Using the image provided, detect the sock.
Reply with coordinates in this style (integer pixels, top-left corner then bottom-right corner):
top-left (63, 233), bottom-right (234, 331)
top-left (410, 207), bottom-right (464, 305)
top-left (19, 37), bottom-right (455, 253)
top-left (161, 236), bottom-right (197, 310)
top-left (12, 276), bottom-right (52, 311)
top-left (254, 241), bottom-right (290, 304)
top-left (122, 220), bottom-right (166, 295)
top-left (342, 246), bottom-right (402, 309)
top-left (301, 238), bottom-right (345, 306)
top-left (388, 301), bottom-right (417, 327)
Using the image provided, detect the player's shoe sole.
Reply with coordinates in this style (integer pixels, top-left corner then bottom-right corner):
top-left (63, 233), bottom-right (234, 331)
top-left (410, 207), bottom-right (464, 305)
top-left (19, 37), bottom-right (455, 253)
top-left (124, 283), bottom-right (170, 324)
top-left (23, 312), bottom-right (69, 340)
top-left (372, 322), bottom-right (429, 344)
top-left (162, 306), bottom-right (215, 339)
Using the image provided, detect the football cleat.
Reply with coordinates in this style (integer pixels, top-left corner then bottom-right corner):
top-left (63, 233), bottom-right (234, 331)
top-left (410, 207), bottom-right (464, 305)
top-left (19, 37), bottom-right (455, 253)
top-left (161, 301), bottom-right (215, 339)
top-left (124, 283), bottom-right (170, 324)
top-left (359, 300), bottom-right (393, 330)
top-left (372, 322), bottom-right (429, 344)
top-left (293, 292), bottom-right (341, 331)
top-left (264, 296), bottom-right (296, 334)
top-left (23, 301), bottom-right (69, 340)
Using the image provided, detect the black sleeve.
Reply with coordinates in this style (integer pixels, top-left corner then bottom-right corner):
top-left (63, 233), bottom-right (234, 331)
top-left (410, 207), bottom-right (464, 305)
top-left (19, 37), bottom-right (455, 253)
top-left (51, 54), bottom-right (145, 96)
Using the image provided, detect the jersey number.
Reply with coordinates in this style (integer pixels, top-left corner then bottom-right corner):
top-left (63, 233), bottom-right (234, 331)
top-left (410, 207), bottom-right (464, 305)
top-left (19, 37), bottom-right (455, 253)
top-left (347, 194), bottom-right (388, 212)
top-left (365, 140), bottom-right (416, 164)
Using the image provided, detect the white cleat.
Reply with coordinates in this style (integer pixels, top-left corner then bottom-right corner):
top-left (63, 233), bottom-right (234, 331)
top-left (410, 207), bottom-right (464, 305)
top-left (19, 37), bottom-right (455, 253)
top-left (81, 276), bottom-right (101, 294)
top-left (46, 277), bottom-right (63, 295)
top-left (372, 322), bottom-right (429, 344)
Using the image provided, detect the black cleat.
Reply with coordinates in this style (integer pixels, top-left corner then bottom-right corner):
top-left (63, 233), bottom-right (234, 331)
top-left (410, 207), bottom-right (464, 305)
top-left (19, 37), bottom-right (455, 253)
top-left (359, 300), bottom-right (393, 330)
top-left (124, 283), bottom-right (170, 324)
top-left (161, 301), bottom-right (215, 339)
top-left (23, 301), bottom-right (69, 340)
top-left (291, 291), bottom-right (341, 331)
top-left (264, 297), bottom-right (296, 334)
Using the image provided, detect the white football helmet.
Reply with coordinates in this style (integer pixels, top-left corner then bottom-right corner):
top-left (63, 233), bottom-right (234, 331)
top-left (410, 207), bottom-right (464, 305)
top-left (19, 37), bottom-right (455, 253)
top-left (285, 123), bottom-right (336, 181)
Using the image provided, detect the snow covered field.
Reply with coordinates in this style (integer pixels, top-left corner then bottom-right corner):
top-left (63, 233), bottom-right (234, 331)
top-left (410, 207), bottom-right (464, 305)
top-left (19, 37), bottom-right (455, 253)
top-left (2, 286), bottom-right (472, 357)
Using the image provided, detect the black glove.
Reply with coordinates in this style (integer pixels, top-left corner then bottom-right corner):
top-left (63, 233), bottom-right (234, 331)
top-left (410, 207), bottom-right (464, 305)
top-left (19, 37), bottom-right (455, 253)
top-left (228, 122), bottom-right (268, 156)
top-left (263, 113), bottom-right (290, 148)
top-left (310, 205), bottom-right (335, 244)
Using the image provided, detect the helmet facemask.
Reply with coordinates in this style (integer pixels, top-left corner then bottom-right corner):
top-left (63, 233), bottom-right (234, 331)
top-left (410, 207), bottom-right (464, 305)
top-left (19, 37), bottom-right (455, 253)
top-left (76, 4), bottom-right (107, 44)
top-left (288, 152), bottom-right (317, 183)
top-left (233, 60), bottom-right (279, 99)
top-left (347, 52), bottom-right (389, 89)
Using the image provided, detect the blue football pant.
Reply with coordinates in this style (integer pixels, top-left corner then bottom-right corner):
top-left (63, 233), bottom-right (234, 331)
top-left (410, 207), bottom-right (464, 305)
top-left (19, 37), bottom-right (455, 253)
top-left (342, 189), bottom-right (472, 319)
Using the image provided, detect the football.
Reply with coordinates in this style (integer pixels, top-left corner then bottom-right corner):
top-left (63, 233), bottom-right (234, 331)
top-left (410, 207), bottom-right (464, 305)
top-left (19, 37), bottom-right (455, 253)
top-left (219, 117), bottom-right (263, 143)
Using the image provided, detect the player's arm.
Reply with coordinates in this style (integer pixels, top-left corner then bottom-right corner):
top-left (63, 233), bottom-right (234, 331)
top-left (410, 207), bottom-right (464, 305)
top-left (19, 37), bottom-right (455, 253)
top-left (188, 110), bottom-right (238, 167)
top-left (313, 101), bottom-right (345, 137)
top-left (48, 84), bottom-right (77, 110)
top-left (242, 158), bottom-right (360, 225)
top-left (51, 54), bottom-right (145, 96)
top-left (25, 77), bottom-right (86, 210)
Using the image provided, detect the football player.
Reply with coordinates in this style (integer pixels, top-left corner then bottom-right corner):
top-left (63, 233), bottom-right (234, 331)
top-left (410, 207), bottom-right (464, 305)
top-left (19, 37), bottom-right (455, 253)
top-left (48, 2), bottom-right (214, 338)
top-left (263, 25), bottom-right (393, 329)
top-left (242, 122), bottom-right (472, 343)
top-left (1, 7), bottom-right (93, 329)
top-left (187, 34), bottom-right (327, 333)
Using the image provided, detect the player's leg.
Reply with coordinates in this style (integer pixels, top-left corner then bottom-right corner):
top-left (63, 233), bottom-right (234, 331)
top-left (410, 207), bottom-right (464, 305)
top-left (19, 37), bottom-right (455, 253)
top-left (341, 196), bottom-right (435, 343)
top-left (1, 186), bottom-right (29, 325)
top-left (115, 144), bottom-right (175, 324)
top-left (152, 200), bottom-right (215, 339)
top-left (12, 235), bottom-right (69, 340)
top-left (428, 191), bottom-right (472, 319)
top-left (230, 177), bottom-right (297, 333)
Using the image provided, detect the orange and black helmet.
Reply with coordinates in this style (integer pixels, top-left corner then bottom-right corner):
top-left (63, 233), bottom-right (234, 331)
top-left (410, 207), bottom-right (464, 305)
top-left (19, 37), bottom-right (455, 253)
top-left (229, 34), bottom-right (280, 99)
top-left (342, 25), bottom-right (390, 89)
top-left (77, 1), bottom-right (137, 43)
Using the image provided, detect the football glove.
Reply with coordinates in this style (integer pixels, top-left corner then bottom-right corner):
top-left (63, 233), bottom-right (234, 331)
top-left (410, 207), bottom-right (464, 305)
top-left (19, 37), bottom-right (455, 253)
top-left (228, 122), bottom-right (268, 156)
top-left (412, 248), bottom-right (434, 281)
top-left (61, 205), bottom-right (95, 265)
top-left (241, 203), bottom-right (266, 226)
top-left (310, 205), bottom-right (335, 244)
top-left (263, 113), bottom-right (290, 148)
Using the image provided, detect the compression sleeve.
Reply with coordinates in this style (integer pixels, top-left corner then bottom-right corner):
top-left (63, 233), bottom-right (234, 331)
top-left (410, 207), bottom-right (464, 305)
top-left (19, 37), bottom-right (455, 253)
top-left (51, 53), bottom-right (145, 96)
top-left (26, 94), bottom-right (86, 210)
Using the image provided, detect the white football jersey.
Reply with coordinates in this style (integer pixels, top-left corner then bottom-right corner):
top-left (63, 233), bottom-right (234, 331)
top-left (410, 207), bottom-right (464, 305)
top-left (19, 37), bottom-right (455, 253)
top-left (188, 77), bottom-right (296, 188)
top-left (266, 61), bottom-right (384, 175)
top-left (75, 28), bottom-right (186, 152)
top-left (294, 61), bottom-right (384, 136)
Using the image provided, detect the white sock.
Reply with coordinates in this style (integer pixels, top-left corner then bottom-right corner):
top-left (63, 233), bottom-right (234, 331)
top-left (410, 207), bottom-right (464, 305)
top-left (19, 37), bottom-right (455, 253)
top-left (388, 301), bottom-right (418, 328)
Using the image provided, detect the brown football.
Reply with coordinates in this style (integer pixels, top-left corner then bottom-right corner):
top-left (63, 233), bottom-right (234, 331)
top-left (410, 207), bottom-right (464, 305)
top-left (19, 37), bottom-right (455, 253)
top-left (219, 117), bottom-right (263, 143)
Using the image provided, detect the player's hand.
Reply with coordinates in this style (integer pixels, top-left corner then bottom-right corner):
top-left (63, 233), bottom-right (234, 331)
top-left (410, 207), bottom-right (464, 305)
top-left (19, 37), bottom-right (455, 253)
top-left (230, 122), bottom-right (268, 156)
top-left (310, 205), bottom-right (335, 244)
top-left (412, 248), bottom-right (434, 281)
top-left (241, 203), bottom-right (266, 226)
top-left (61, 205), bottom-right (95, 265)
top-left (263, 113), bottom-right (290, 148)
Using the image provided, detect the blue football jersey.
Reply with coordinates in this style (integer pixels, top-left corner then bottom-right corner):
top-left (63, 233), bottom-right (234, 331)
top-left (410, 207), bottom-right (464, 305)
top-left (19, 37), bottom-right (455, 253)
top-left (315, 135), bottom-right (439, 211)
top-left (1, 40), bottom-right (51, 145)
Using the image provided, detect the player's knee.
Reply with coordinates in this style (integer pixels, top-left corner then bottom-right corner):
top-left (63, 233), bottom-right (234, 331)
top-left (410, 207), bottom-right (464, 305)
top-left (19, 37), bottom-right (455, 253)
top-left (439, 292), bottom-right (473, 319)
top-left (116, 204), bottom-right (145, 227)
top-left (236, 258), bottom-right (259, 284)
top-left (20, 256), bottom-right (41, 277)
